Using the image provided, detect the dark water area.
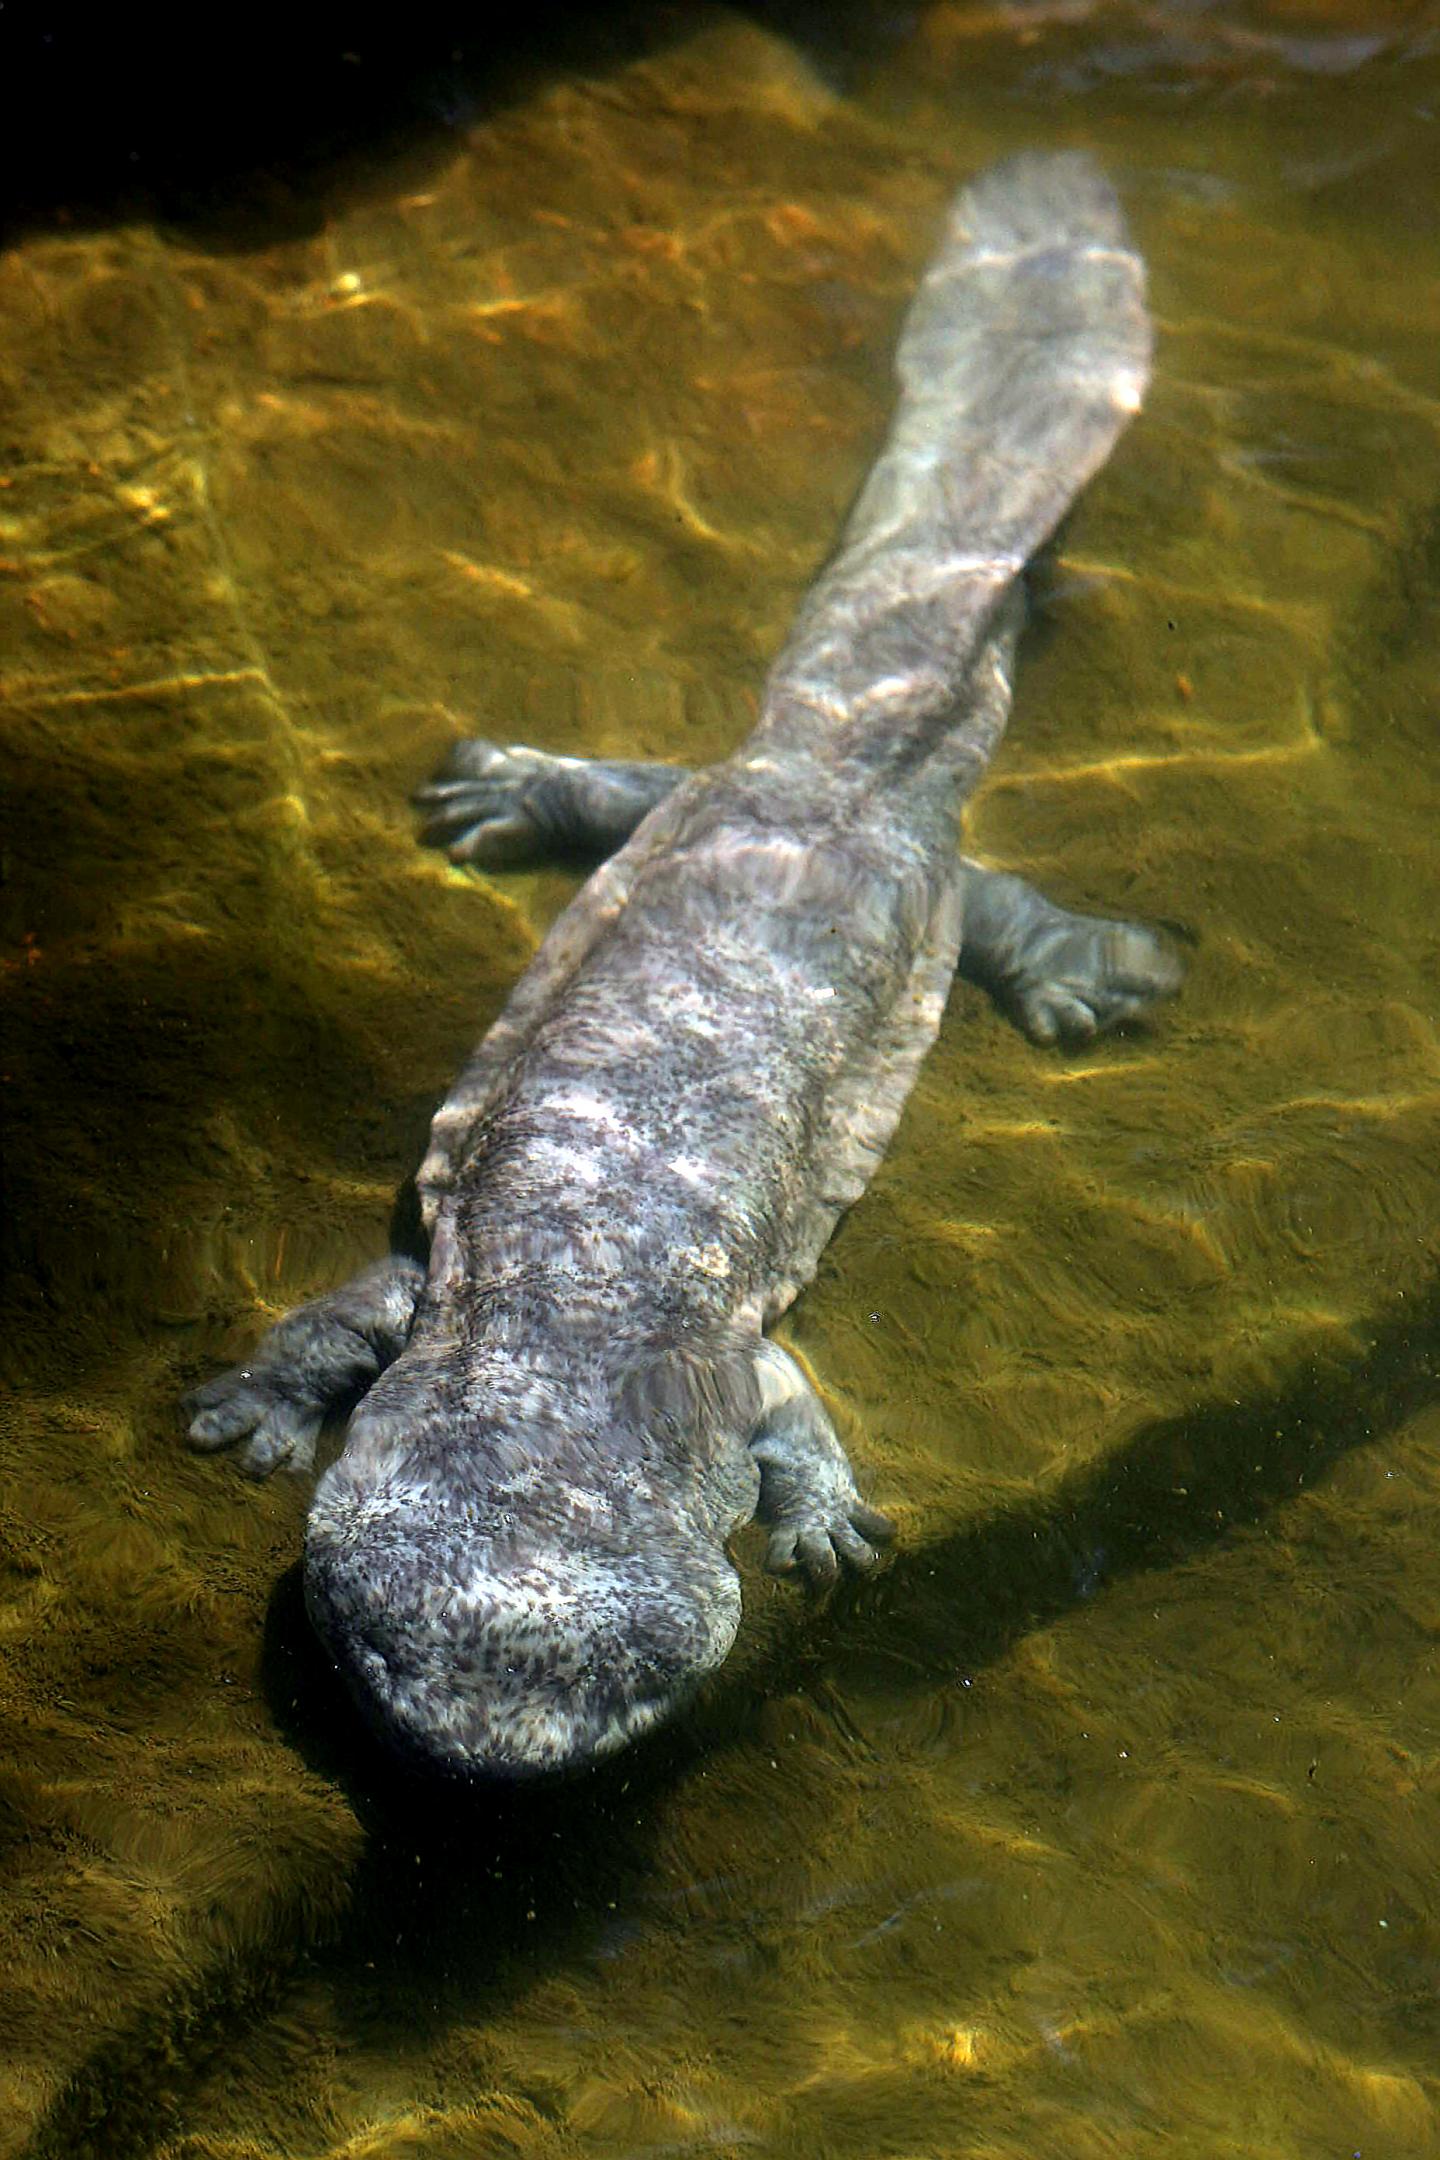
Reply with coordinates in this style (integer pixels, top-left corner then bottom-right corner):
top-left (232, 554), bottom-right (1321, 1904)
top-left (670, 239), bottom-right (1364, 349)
top-left (2, 5), bottom-right (1440, 2155)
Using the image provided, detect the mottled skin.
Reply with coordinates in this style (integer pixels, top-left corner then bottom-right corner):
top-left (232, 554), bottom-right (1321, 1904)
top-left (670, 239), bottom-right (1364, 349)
top-left (187, 153), bottom-right (1177, 1778)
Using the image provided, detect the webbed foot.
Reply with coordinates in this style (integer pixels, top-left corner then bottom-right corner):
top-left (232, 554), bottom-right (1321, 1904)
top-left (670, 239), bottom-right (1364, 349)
top-left (186, 1360), bottom-right (330, 1477)
top-left (184, 1256), bottom-right (423, 1479)
top-left (961, 865), bottom-right (1184, 1046)
top-left (413, 741), bottom-right (581, 865)
top-left (1002, 912), bottom-right (1184, 1045)
top-left (413, 739), bottom-right (681, 865)
top-left (759, 1465), bottom-right (894, 1583)
top-left (750, 1349), bottom-right (893, 1585)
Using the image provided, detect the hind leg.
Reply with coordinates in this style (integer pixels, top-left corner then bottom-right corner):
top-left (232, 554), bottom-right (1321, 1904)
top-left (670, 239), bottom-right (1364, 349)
top-left (412, 740), bottom-right (1183, 1042)
top-left (959, 862), bottom-right (1183, 1045)
top-left (413, 740), bottom-right (682, 864)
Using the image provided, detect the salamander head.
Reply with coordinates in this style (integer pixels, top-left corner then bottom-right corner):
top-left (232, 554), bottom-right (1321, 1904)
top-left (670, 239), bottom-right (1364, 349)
top-left (303, 1459), bottom-right (743, 1779)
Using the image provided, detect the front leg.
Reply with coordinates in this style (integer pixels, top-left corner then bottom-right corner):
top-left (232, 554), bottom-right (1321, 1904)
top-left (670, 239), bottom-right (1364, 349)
top-left (413, 740), bottom-right (682, 865)
top-left (184, 1255), bottom-right (424, 1477)
top-left (750, 1344), bottom-right (893, 1584)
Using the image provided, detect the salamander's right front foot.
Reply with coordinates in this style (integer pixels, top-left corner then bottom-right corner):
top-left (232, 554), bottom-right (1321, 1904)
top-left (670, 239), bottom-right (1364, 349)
top-left (183, 1257), bottom-right (424, 1480)
top-left (185, 1360), bottom-right (329, 1477)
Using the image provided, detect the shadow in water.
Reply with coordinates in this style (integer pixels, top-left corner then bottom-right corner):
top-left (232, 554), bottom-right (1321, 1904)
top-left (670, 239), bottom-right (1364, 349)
top-left (0, 4), bottom-right (918, 251)
top-left (808, 1277), bottom-right (1440, 1691)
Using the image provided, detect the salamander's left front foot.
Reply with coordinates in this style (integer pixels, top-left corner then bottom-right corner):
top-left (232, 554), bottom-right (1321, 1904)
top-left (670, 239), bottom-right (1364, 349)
top-left (750, 1358), bottom-right (893, 1586)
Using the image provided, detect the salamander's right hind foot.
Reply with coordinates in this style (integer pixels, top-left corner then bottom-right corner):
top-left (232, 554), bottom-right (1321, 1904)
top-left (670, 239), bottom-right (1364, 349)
top-left (414, 739), bottom-right (683, 865)
top-left (413, 741), bottom-right (580, 865)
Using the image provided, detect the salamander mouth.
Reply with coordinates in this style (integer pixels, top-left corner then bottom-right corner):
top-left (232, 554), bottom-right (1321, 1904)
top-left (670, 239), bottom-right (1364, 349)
top-left (341, 1640), bottom-right (692, 1781)
top-left (303, 1512), bottom-right (743, 1780)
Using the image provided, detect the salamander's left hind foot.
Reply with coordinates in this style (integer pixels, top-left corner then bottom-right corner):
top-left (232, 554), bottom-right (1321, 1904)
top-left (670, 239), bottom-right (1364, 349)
top-left (961, 866), bottom-right (1184, 1045)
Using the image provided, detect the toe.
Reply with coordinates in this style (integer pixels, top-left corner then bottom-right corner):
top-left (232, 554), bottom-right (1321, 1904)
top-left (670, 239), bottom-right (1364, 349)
top-left (186, 1382), bottom-right (263, 1449)
top-left (797, 1531), bottom-right (840, 1585)
top-left (831, 1523), bottom-right (878, 1569)
top-left (447, 814), bottom-right (537, 866)
top-left (765, 1526), bottom-right (802, 1575)
top-left (1016, 987), bottom-right (1097, 1045)
top-left (1104, 923), bottom-right (1185, 999)
top-left (238, 1411), bottom-right (318, 1477)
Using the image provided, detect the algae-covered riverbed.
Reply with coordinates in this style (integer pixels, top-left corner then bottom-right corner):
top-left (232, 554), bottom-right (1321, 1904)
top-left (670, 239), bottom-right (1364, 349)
top-left (2, 6), bottom-right (1439, 2155)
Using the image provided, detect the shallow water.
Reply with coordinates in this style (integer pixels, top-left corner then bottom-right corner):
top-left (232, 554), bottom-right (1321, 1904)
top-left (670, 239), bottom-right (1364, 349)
top-left (3, 5), bottom-right (1440, 2155)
